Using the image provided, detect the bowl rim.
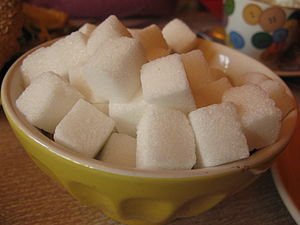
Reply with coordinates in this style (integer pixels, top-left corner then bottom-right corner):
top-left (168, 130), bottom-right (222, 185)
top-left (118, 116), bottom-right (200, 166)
top-left (1, 38), bottom-right (298, 179)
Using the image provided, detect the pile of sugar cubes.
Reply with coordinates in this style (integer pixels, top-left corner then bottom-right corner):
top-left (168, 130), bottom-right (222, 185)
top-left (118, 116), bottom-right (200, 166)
top-left (16, 15), bottom-right (295, 170)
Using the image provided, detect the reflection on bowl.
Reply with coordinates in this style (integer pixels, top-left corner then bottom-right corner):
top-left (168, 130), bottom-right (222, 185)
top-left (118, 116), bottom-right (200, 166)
top-left (1, 38), bottom-right (297, 225)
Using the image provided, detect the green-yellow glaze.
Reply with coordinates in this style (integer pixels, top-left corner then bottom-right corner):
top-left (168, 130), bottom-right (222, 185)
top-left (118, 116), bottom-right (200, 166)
top-left (5, 113), bottom-right (261, 225)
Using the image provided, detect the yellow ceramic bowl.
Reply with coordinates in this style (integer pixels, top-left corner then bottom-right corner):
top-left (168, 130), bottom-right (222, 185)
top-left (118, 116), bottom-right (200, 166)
top-left (1, 38), bottom-right (298, 225)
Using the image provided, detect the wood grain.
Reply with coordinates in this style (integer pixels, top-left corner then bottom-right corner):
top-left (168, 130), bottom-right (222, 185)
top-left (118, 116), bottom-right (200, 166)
top-left (0, 107), bottom-right (296, 225)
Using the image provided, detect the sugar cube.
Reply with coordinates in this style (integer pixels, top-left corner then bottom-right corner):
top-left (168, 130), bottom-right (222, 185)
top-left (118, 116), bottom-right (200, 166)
top-left (162, 18), bottom-right (197, 53)
top-left (109, 90), bottom-right (148, 137)
top-left (228, 71), bottom-right (269, 86)
top-left (21, 47), bottom-right (52, 86)
top-left (222, 84), bottom-right (282, 150)
top-left (87, 15), bottom-right (131, 56)
top-left (259, 80), bottom-right (295, 117)
top-left (141, 53), bottom-right (196, 113)
top-left (54, 99), bottom-right (115, 158)
top-left (210, 68), bottom-right (227, 80)
top-left (97, 133), bottom-right (136, 167)
top-left (68, 65), bottom-right (106, 103)
top-left (194, 77), bottom-right (232, 107)
top-left (136, 106), bottom-right (196, 170)
top-left (82, 37), bottom-right (147, 102)
top-left (79, 23), bottom-right (96, 36)
top-left (68, 65), bottom-right (91, 99)
top-left (181, 49), bottom-right (215, 95)
top-left (129, 24), bottom-right (171, 60)
top-left (21, 31), bottom-right (88, 86)
top-left (52, 31), bottom-right (88, 68)
top-left (93, 103), bottom-right (109, 115)
top-left (16, 72), bottom-right (83, 133)
top-left (188, 103), bottom-right (249, 168)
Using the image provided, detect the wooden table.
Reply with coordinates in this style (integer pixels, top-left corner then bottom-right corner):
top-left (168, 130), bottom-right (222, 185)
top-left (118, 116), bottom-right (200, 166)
top-left (0, 104), bottom-right (297, 225)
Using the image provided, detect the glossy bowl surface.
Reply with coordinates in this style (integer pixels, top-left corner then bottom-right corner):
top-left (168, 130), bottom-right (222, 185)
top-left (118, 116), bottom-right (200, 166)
top-left (1, 38), bottom-right (297, 225)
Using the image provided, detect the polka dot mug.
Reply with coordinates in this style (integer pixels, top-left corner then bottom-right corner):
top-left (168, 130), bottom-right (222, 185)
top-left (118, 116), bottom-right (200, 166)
top-left (224, 0), bottom-right (300, 62)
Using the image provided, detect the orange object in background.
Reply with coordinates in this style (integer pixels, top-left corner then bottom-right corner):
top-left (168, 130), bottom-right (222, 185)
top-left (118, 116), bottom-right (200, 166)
top-left (19, 2), bottom-right (73, 49)
top-left (23, 2), bottom-right (69, 30)
top-left (275, 110), bottom-right (300, 213)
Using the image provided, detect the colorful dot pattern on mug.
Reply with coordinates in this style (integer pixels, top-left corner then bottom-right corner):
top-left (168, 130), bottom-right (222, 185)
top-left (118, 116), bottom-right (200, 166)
top-left (226, 0), bottom-right (300, 61)
top-left (284, 19), bottom-right (298, 31)
top-left (283, 19), bottom-right (298, 44)
top-left (229, 31), bottom-right (245, 49)
top-left (251, 32), bottom-right (273, 49)
top-left (259, 7), bottom-right (286, 32)
top-left (243, 4), bottom-right (262, 25)
top-left (266, 42), bottom-right (286, 54)
top-left (225, 0), bottom-right (235, 16)
top-left (272, 28), bottom-right (288, 43)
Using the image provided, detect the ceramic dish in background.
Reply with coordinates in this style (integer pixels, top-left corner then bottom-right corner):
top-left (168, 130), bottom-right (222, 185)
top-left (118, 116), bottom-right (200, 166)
top-left (223, 0), bottom-right (300, 63)
top-left (1, 38), bottom-right (298, 225)
top-left (267, 59), bottom-right (300, 77)
top-left (221, 0), bottom-right (300, 78)
top-left (274, 70), bottom-right (300, 77)
top-left (272, 110), bottom-right (300, 224)
top-left (197, 30), bottom-right (300, 78)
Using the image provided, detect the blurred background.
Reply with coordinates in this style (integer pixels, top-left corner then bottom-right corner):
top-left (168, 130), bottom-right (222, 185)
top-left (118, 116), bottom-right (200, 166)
top-left (1, 0), bottom-right (299, 82)
top-left (0, 0), bottom-right (224, 79)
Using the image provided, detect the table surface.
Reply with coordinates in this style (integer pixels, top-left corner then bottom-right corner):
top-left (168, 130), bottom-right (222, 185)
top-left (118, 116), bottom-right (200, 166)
top-left (0, 107), bottom-right (297, 225)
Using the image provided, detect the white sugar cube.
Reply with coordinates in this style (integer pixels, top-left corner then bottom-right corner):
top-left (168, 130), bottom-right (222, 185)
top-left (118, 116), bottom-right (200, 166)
top-left (93, 103), bottom-right (109, 115)
top-left (242, 72), bottom-right (269, 85)
top-left (129, 24), bottom-right (171, 60)
top-left (87, 15), bottom-right (131, 56)
top-left (162, 18), bottom-right (197, 53)
top-left (54, 99), bottom-right (115, 158)
top-left (259, 80), bottom-right (295, 117)
top-left (210, 68), bottom-right (227, 80)
top-left (21, 47), bottom-right (52, 85)
top-left (228, 71), bottom-right (269, 86)
top-left (68, 65), bottom-right (106, 103)
top-left (51, 31), bottom-right (88, 68)
top-left (136, 106), bottom-right (196, 170)
top-left (16, 72), bottom-right (83, 133)
top-left (21, 31), bottom-right (88, 86)
top-left (181, 50), bottom-right (215, 96)
top-left (222, 84), bottom-right (282, 150)
top-left (188, 103), bottom-right (249, 168)
top-left (68, 65), bottom-right (91, 99)
top-left (79, 23), bottom-right (96, 36)
top-left (109, 90), bottom-right (148, 137)
top-left (141, 54), bottom-right (196, 113)
top-left (82, 37), bottom-right (147, 102)
top-left (97, 133), bottom-right (136, 167)
top-left (194, 77), bottom-right (232, 107)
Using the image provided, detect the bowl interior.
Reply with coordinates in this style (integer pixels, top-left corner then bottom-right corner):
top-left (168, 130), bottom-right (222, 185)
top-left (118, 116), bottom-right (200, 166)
top-left (1, 38), bottom-right (298, 178)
